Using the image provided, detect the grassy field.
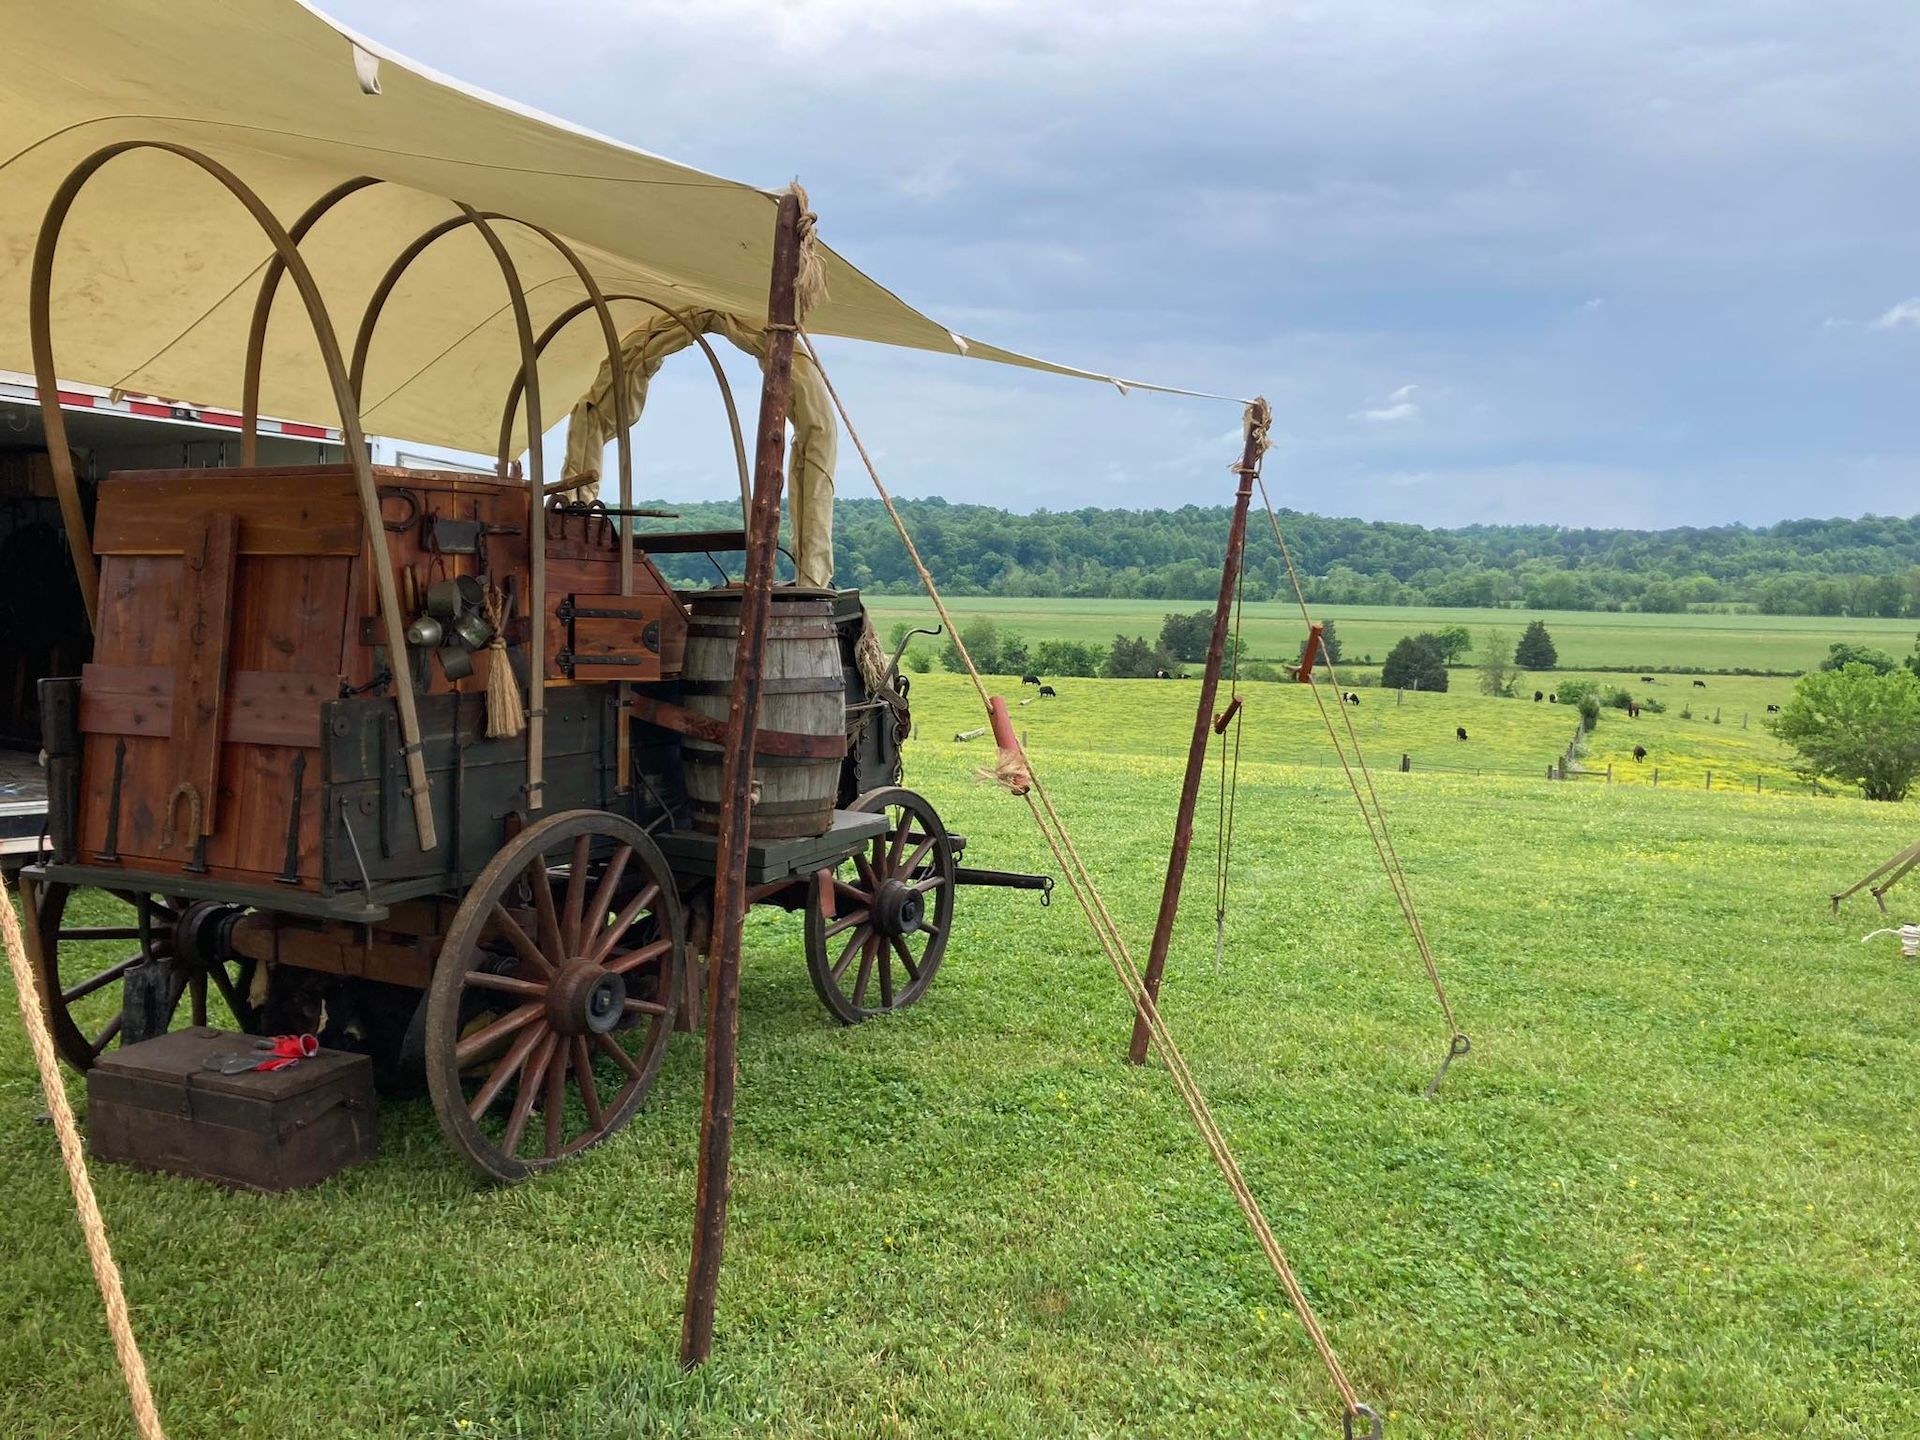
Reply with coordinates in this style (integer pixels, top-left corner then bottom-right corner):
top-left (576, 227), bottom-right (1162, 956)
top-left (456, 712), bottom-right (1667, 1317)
top-left (6, 672), bottom-right (1920, 1437)
top-left (865, 596), bottom-right (1919, 675)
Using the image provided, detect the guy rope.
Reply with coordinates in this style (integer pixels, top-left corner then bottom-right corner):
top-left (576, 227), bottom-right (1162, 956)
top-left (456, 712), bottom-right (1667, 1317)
top-left (801, 340), bottom-right (1381, 1438)
top-left (1258, 478), bottom-right (1471, 1097)
top-left (3, 894), bottom-right (168, 1440)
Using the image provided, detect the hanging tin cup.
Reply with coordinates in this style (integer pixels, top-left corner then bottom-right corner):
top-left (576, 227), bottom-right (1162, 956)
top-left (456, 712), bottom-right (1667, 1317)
top-left (425, 578), bottom-right (463, 621)
top-left (405, 614), bottom-right (444, 649)
top-left (450, 609), bottom-right (494, 651)
top-left (438, 644), bottom-right (475, 682)
top-left (454, 574), bottom-right (486, 612)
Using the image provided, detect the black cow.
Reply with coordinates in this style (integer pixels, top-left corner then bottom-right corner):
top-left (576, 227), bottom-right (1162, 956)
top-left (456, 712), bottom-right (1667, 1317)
top-left (1039, 684), bottom-right (1057, 698)
top-left (1021, 674), bottom-right (1042, 687)
top-left (1456, 726), bottom-right (1469, 741)
top-left (1641, 676), bottom-right (1656, 684)
top-left (1348, 692), bottom-right (1362, 706)
top-left (1693, 679), bottom-right (1707, 688)
top-left (1766, 703), bottom-right (1780, 713)
top-left (1155, 669), bottom-right (1170, 679)
top-left (1627, 701), bottom-right (1640, 718)
top-left (1633, 745), bottom-right (1647, 762)
top-left (1533, 690), bottom-right (1543, 702)
top-left (1548, 693), bottom-right (1558, 703)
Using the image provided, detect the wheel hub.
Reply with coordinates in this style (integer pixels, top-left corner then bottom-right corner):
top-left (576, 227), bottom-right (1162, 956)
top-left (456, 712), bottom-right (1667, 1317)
top-left (546, 961), bottom-right (627, 1035)
top-left (872, 878), bottom-right (924, 938)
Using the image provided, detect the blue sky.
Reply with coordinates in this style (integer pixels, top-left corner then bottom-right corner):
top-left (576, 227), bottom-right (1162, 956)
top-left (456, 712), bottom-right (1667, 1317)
top-left (328, 0), bottom-right (1920, 529)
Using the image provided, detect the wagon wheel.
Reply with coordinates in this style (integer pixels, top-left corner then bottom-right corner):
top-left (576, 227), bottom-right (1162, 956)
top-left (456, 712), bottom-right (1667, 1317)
top-left (28, 881), bottom-right (257, 1072)
top-left (426, 810), bottom-right (685, 1183)
top-left (804, 786), bottom-right (955, 1025)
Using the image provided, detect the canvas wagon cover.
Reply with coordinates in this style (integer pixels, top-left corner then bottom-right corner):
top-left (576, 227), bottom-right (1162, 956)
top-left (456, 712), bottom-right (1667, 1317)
top-left (0, 0), bottom-right (1218, 457)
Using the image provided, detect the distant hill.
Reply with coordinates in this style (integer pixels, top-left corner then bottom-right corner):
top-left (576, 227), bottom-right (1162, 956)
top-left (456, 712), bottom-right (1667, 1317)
top-left (638, 497), bottom-right (1920, 619)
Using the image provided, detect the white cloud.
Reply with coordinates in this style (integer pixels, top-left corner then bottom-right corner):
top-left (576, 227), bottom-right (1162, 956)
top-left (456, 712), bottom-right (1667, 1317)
top-left (1871, 298), bottom-right (1920, 329)
top-left (1353, 384), bottom-right (1419, 422)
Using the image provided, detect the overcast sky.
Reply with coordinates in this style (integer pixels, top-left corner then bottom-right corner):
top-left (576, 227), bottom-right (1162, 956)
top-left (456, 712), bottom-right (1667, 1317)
top-left (328, 0), bottom-right (1920, 529)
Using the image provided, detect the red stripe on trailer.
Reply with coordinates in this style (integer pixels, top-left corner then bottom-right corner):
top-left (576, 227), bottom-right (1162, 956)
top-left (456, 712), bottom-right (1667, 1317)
top-left (56, 390), bottom-right (95, 408)
top-left (273, 420), bottom-right (331, 439)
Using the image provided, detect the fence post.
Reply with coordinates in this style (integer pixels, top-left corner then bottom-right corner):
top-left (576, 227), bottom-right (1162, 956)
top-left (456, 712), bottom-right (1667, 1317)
top-left (1706, 769), bottom-right (1713, 791)
top-left (1397, 688), bottom-right (1404, 707)
top-left (1653, 768), bottom-right (1659, 788)
top-left (1756, 774), bottom-right (1761, 794)
top-left (1607, 763), bottom-right (1613, 784)
top-left (1742, 711), bottom-right (1749, 729)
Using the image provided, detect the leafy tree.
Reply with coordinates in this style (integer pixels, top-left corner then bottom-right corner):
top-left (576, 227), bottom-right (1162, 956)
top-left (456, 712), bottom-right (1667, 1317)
top-left (905, 650), bottom-right (932, 673)
top-left (1514, 620), bottom-right (1558, 669)
top-left (1819, 641), bottom-right (1897, 675)
top-left (942, 619), bottom-right (1001, 674)
top-left (1034, 640), bottom-right (1106, 677)
top-left (1477, 628), bottom-right (1516, 697)
top-left (999, 632), bottom-right (1033, 676)
top-left (1299, 621), bottom-right (1342, 666)
top-left (1104, 634), bottom-right (1166, 679)
top-left (1431, 624), bottom-right (1472, 664)
top-left (1381, 634), bottom-right (1449, 692)
top-left (1768, 664), bottom-right (1920, 801)
top-left (1157, 611), bottom-right (1213, 661)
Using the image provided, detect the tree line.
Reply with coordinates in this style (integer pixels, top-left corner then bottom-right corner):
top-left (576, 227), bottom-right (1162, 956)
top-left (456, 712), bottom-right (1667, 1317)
top-left (638, 497), bottom-right (1920, 618)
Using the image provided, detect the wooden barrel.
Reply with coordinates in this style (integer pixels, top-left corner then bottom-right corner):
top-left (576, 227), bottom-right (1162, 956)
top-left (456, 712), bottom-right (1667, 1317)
top-left (681, 589), bottom-right (845, 839)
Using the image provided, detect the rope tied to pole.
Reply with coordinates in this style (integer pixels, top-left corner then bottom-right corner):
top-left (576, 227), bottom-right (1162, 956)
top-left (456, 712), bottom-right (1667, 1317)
top-left (798, 339), bottom-right (1375, 1434)
top-left (1255, 477), bottom-right (1470, 1090)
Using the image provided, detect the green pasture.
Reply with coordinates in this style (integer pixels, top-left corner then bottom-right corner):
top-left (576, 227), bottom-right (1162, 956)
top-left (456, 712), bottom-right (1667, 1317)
top-left (6, 675), bottom-right (1920, 1437)
top-left (865, 595), bottom-right (1919, 675)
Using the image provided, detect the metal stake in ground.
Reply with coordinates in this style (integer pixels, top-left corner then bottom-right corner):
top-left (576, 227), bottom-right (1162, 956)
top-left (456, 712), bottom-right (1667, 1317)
top-left (1128, 400), bottom-right (1266, 1066)
top-left (680, 187), bottom-right (805, 1366)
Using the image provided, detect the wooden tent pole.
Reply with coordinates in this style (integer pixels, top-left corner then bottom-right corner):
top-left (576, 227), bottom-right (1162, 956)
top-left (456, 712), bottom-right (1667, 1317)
top-left (1127, 407), bottom-right (1265, 1065)
top-left (680, 188), bottom-right (804, 1367)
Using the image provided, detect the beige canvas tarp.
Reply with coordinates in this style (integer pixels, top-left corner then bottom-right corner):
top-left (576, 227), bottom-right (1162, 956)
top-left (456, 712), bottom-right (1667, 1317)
top-left (0, 0), bottom-right (1232, 460)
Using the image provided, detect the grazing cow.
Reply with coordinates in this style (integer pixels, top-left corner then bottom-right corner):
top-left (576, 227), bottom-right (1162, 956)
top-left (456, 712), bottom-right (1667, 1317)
top-left (1548, 693), bottom-right (1558, 703)
top-left (1692, 679), bottom-right (1707, 688)
top-left (1766, 703), bottom-right (1780, 713)
top-left (1641, 676), bottom-right (1656, 684)
top-left (1348, 692), bottom-right (1362, 706)
top-left (1155, 668), bottom-right (1170, 679)
top-left (1627, 701), bottom-right (1640, 718)
top-left (1633, 745), bottom-right (1647, 762)
top-left (1038, 684), bottom-right (1057, 698)
top-left (1456, 726), bottom-right (1469, 741)
top-left (1021, 674), bottom-right (1042, 687)
top-left (1533, 690), bottom-right (1544, 702)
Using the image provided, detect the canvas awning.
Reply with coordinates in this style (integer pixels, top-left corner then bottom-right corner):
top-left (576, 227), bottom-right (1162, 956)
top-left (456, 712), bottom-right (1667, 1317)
top-left (0, 0), bottom-right (1231, 459)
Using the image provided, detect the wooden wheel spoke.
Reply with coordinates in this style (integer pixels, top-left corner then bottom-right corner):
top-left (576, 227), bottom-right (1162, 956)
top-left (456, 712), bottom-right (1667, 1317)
top-left (902, 834), bottom-right (937, 877)
top-left (822, 908), bottom-right (871, 940)
top-left (890, 934), bottom-right (920, 982)
top-left (88, 1013), bottom-right (123, 1059)
top-left (830, 926), bottom-right (867, 982)
top-left (832, 877), bottom-right (870, 907)
top-left (572, 1037), bottom-right (604, 1131)
top-left (878, 942), bottom-right (894, 1008)
top-left (583, 845), bottom-right (634, 946)
top-left (606, 937), bottom-right (672, 976)
top-left (850, 935), bottom-right (878, 1009)
top-left (468, 1023), bottom-right (546, 1120)
top-left (455, 1001), bottom-right (544, 1065)
top-left (207, 961), bottom-right (248, 1021)
top-left (622, 996), bottom-right (669, 1016)
top-left (500, 1032), bottom-right (558, 1158)
top-left (912, 874), bottom-right (948, 895)
top-left (887, 816), bottom-right (911, 870)
top-left (543, 1039), bottom-right (568, 1159)
top-left (60, 956), bottom-right (140, 1005)
top-left (464, 970), bottom-right (547, 999)
top-left (529, 854), bottom-right (565, 962)
top-left (594, 1030), bottom-right (644, 1079)
top-left (58, 926), bottom-right (144, 942)
top-left (561, 834), bottom-right (592, 956)
top-left (189, 971), bottom-right (208, 1027)
top-left (490, 903), bottom-right (557, 979)
top-left (589, 883), bottom-right (660, 965)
